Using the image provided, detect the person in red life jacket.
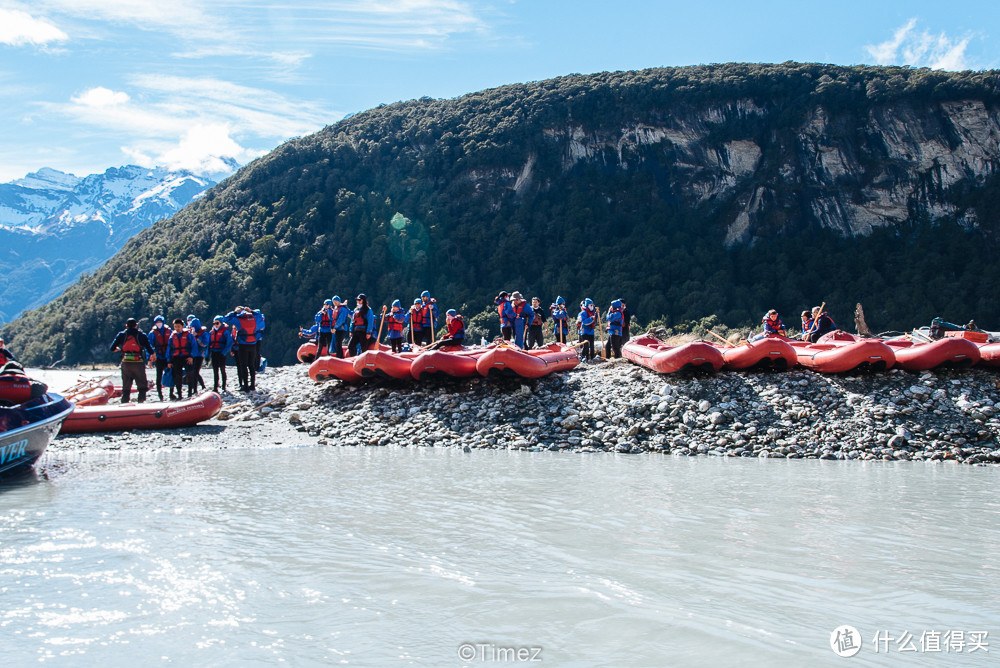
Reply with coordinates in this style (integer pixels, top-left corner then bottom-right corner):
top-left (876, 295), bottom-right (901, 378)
top-left (109, 317), bottom-right (154, 403)
top-left (526, 297), bottom-right (547, 349)
top-left (331, 296), bottom-right (350, 358)
top-left (207, 316), bottom-right (234, 393)
top-left (620, 299), bottom-right (632, 342)
top-left (315, 299), bottom-right (335, 356)
top-left (147, 315), bottom-right (172, 400)
top-left (761, 310), bottom-right (787, 338)
top-left (509, 291), bottom-right (533, 349)
top-left (807, 306), bottom-right (837, 343)
top-left (603, 300), bottom-right (624, 358)
top-left (799, 311), bottom-right (812, 341)
top-left (494, 291), bottom-right (515, 341)
top-left (411, 291), bottom-right (436, 345)
top-left (408, 298), bottom-right (425, 345)
top-left (385, 300), bottom-right (409, 353)
top-left (549, 297), bottom-right (569, 344)
top-left (186, 315), bottom-right (209, 391)
top-left (0, 337), bottom-right (16, 367)
top-left (578, 298), bottom-right (597, 361)
top-left (165, 318), bottom-right (200, 400)
top-left (223, 306), bottom-right (264, 393)
top-left (443, 309), bottom-right (466, 345)
top-left (348, 294), bottom-right (374, 357)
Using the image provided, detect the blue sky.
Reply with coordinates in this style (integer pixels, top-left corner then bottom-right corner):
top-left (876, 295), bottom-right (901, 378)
top-left (0, 0), bottom-right (995, 181)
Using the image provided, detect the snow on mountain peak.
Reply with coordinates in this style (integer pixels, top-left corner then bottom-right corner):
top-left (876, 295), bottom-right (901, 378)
top-left (13, 167), bottom-right (80, 191)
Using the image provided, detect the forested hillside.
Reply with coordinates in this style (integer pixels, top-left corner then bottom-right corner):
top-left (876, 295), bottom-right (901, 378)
top-left (7, 62), bottom-right (1000, 365)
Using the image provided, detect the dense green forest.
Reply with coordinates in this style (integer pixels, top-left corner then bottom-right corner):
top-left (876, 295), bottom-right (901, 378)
top-left (6, 62), bottom-right (1000, 365)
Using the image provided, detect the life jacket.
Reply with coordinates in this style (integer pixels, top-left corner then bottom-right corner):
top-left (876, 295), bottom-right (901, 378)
top-left (496, 298), bottom-right (511, 326)
top-left (150, 327), bottom-right (170, 355)
top-left (448, 315), bottom-right (465, 338)
top-left (411, 306), bottom-right (426, 328)
top-left (319, 309), bottom-right (333, 329)
top-left (352, 307), bottom-right (368, 330)
top-left (121, 331), bottom-right (143, 362)
top-left (237, 313), bottom-right (258, 343)
top-left (512, 301), bottom-right (526, 319)
top-left (387, 312), bottom-right (405, 334)
top-left (209, 327), bottom-right (229, 351)
top-left (169, 331), bottom-right (192, 357)
top-left (763, 316), bottom-right (785, 335)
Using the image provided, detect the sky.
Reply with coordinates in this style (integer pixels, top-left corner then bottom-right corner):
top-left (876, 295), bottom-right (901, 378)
top-left (0, 0), bottom-right (996, 182)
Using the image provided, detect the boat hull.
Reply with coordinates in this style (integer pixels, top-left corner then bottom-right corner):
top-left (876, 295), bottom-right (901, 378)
top-left (715, 338), bottom-right (796, 370)
top-left (60, 392), bottom-right (223, 434)
top-left (0, 393), bottom-right (74, 476)
top-left (475, 344), bottom-right (580, 378)
top-left (979, 342), bottom-right (1000, 367)
top-left (353, 349), bottom-right (420, 379)
top-left (886, 337), bottom-right (980, 371)
top-left (410, 348), bottom-right (486, 380)
top-left (791, 337), bottom-right (895, 373)
top-left (297, 342), bottom-right (318, 363)
top-left (623, 337), bottom-right (724, 374)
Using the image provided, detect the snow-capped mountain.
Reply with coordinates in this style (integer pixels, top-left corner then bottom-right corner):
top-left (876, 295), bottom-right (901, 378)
top-left (0, 165), bottom-right (218, 323)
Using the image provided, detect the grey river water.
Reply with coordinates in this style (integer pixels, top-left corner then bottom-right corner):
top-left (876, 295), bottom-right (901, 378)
top-left (1, 447), bottom-right (998, 667)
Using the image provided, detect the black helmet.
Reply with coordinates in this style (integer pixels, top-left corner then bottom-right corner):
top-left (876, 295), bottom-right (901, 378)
top-left (356, 293), bottom-right (366, 300)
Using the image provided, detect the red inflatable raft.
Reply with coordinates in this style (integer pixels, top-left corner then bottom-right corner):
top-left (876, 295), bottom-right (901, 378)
top-left (623, 336), bottom-right (725, 374)
top-left (978, 342), bottom-right (1000, 367)
top-left (475, 343), bottom-right (580, 378)
top-left (60, 392), bottom-right (223, 434)
top-left (789, 331), bottom-right (895, 373)
top-left (884, 336), bottom-right (980, 370)
top-left (352, 349), bottom-right (424, 379)
top-left (410, 347), bottom-right (489, 380)
top-left (309, 355), bottom-right (361, 382)
top-left (298, 342), bottom-right (319, 363)
top-left (712, 337), bottom-right (797, 370)
top-left (63, 377), bottom-right (115, 406)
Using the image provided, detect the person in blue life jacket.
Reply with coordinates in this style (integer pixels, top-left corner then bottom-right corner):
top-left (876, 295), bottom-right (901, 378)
top-left (807, 306), bottom-right (836, 343)
top-left (578, 298), bottom-right (597, 361)
top-left (526, 297), bottom-right (547, 349)
top-left (386, 300), bottom-right (409, 353)
top-left (347, 294), bottom-right (374, 356)
top-left (761, 310), bottom-right (787, 338)
top-left (147, 315), bottom-right (172, 400)
top-left (509, 291), bottom-right (533, 349)
top-left (495, 291), bottom-right (515, 341)
top-left (299, 324), bottom-right (318, 341)
top-left (165, 318), bottom-right (200, 400)
top-left (315, 299), bottom-right (335, 356)
top-left (329, 296), bottom-right (350, 358)
top-left (224, 306), bottom-right (264, 392)
top-left (207, 315), bottom-right (235, 392)
top-left (109, 317), bottom-right (154, 403)
top-left (186, 315), bottom-right (209, 391)
top-left (550, 297), bottom-right (570, 344)
top-left (603, 300), bottom-right (624, 359)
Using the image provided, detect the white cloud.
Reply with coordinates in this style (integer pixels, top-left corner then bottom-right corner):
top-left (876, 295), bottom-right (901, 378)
top-left (0, 8), bottom-right (68, 46)
top-left (72, 86), bottom-right (130, 107)
top-left (54, 75), bottom-right (337, 175)
top-left (865, 19), bottom-right (974, 71)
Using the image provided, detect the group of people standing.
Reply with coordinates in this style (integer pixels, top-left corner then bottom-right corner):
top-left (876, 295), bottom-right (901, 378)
top-left (109, 307), bottom-right (266, 403)
top-left (301, 291), bottom-right (467, 358)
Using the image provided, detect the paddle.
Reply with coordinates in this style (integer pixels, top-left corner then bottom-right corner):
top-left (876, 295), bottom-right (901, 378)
top-left (595, 305), bottom-right (606, 359)
top-left (806, 301), bottom-right (827, 336)
top-left (376, 305), bottom-right (387, 345)
top-left (706, 329), bottom-right (735, 348)
top-left (429, 307), bottom-right (436, 344)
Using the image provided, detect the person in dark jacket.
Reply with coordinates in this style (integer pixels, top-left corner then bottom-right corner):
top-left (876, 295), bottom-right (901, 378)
top-left (807, 306), bottom-right (836, 343)
top-left (109, 317), bottom-right (154, 403)
top-left (147, 315), bottom-right (172, 400)
top-left (186, 315), bottom-right (209, 391)
top-left (330, 296), bottom-right (350, 358)
top-left (526, 297), bottom-right (547, 348)
top-left (165, 318), bottom-right (200, 400)
top-left (603, 300), bottom-right (624, 359)
top-left (620, 299), bottom-right (632, 342)
top-left (207, 315), bottom-right (234, 392)
top-left (223, 306), bottom-right (264, 392)
top-left (348, 294), bottom-right (374, 356)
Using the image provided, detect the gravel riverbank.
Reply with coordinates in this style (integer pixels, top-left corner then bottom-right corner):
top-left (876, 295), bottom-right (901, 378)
top-left (39, 360), bottom-right (1000, 465)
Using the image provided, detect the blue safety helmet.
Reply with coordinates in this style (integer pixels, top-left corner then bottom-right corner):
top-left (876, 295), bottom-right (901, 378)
top-left (332, 295), bottom-right (342, 302)
top-left (324, 299), bottom-right (333, 306)
top-left (153, 315), bottom-right (165, 323)
top-left (392, 299), bottom-right (402, 308)
top-left (421, 290), bottom-right (430, 299)
top-left (413, 298), bottom-right (421, 304)
top-left (446, 309), bottom-right (457, 317)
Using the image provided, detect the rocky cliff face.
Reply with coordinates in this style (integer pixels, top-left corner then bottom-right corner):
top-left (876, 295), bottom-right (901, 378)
top-left (0, 166), bottom-right (216, 322)
top-left (491, 98), bottom-right (999, 246)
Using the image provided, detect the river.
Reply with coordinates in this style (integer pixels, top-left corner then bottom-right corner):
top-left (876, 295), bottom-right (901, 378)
top-left (2, 448), bottom-right (998, 666)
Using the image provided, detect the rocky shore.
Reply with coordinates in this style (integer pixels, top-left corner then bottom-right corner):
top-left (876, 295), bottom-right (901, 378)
top-left (44, 359), bottom-right (1000, 465)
